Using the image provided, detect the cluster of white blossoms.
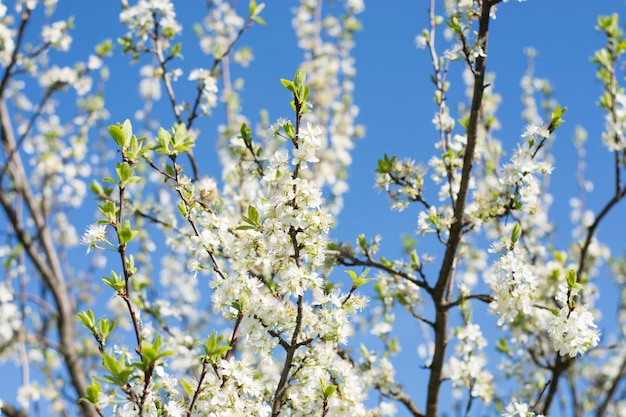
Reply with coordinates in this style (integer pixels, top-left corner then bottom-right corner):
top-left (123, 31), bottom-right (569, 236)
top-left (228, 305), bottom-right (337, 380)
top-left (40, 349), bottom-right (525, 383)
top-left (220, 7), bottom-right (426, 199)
top-left (601, 91), bottom-right (626, 152)
top-left (430, 133), bottom-right (471, 202)
top-left (197, 0), bottom-right (245, 57)
top-left (444, 323), bottom-right (494, 404)
top-left (486, 238), bottom-right (539, 326)
top-left (501, 401), bottom-right (545, 417)
top-left (292, 122), bottom-right (322, 167)
top-left (0, 3), bottom-right (15, 66)
top-left (0, 282), bottom-right (20, 352)
top-left (129, 118), bottom-right (368, 416)
top-left (375, 156), bottom-right (427, 212)
top-left (218, 124), bottom-right (332, 298)
top-left (188, 68), bottom-right (219, 116)
top-left (39, 65), bottom-right (91, 95)
top-left (292, 0), bottom-right (365, 213)
top-left (548, 284), bottom-right (600, 357)
top-left (417, 205), bottom-right (454, 237)
top-left (469, 122), bottom-right (553, 224)
top-left (499, 137), bottom-right (553, 214)
top-left (120, 0), bottom-right (181, 43)
top-left (138, 64), bottom-right (162, 102)
top-left (486, 230), bottom-right (601, 358)
top-left (24, 113), bottom-right (93, 210)
top-left (41, 19), bottom-right (72, 51)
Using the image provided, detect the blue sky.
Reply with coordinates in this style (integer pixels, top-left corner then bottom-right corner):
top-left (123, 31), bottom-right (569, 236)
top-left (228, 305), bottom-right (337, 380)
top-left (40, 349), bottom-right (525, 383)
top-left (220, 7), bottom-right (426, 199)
top-left (7, 0), bottom-right (626, 415)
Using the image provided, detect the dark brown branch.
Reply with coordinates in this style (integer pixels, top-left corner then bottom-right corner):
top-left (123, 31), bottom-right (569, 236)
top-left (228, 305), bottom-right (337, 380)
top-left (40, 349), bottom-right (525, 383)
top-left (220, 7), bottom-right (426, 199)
top-left (425, 2), bottom-right (494, 416)
top-left (271, 295), bottom-right (305, 417)
top-left (0, 402), bottom-right (27, 417)
top-left (187, 359), bottom-right (209, 417)
top-left (386, 388), bottom-right (425, 417)
top-left (331, 249), bottom-right (428, 290)
top-left (0, 7), bottom-right (32, 97)
top-left (115, 183), bottom-right (144, 356)
top-left (443, 293), bottom-right (493, 310)
top-left (577, 186), bottom-right (626, 277)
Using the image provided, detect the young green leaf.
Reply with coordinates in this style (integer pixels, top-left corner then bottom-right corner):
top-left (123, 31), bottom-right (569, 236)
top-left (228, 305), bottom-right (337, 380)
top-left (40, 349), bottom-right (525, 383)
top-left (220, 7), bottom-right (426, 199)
top-left (566, 269), bottom-right (577, 288)
top-left (77, 309), bottom-right (96, 330)
top-left (346, 268), bottom-right (373, 287)
top-left (108, 124), bottom-right (126, 147)
top-left (320, 378), bottom-right (337, 400)
top-left (510, 223), bottom-right (522, 244)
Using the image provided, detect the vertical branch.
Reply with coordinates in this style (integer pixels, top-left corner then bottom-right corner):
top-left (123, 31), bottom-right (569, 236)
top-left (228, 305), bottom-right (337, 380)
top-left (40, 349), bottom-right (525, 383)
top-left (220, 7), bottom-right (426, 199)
top-left (0, 99), bottom-right (98, 417)
top-left (425, 2), bottom-right (494, 416)
top-left (270, 78), bottom-right (309, 417)
top-left (271, 295), bottom-right (305, 417)
top-left (427, 0), bottom-right (455, 204)
top-left (115, 183), bottom-right (144, 354)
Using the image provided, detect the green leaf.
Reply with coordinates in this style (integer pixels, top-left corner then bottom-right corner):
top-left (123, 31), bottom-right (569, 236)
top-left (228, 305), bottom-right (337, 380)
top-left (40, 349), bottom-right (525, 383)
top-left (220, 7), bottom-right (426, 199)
top-left (253, 15), bottom-right (266, 26)
top-left (95, 39), bottom-right (112, 56)
top-left (119, 220), bottom-right (138, 244)
top-left (102, 271), bottom-right (126, 292)
top-left (122, 119), bottom-right (133, 143)
top-left (347, 268), bottom-right (373, 287)
top-left (294, 68), bottom-right (306, 86)
top-left (596, 14), bottom-right (621, 37)
top-left (90, 180), bottom-right (105, 196)
top-left (240, 205), bottom-right (261, 230)
top-left (320, 378), bottom-right (337, 400)
top-left (77, 309), bottom-right (96, 330)
top-left (253, 2), bottom-right (265, 16)
top-left (98, 318), bottom-right (116, 344)
top-left (375, 154), bottom-right (396, 174)
top-left (98, 200), bottom-right (117, 222)
top-left (510, 223), bottom-right (522, 244)
top-left (178, 201), bottom-right (188, 217)
top-left (566, 269), bottom-right (577, 287)
top-left (357, 234), bottom-right (367, 251)
top-left (280, 78), bottom-right (295, 94)
top-left (116, 162), bottom-right (134, 183)
top-left (239, 123), bottom-right (253, 146)
top-left (202, 331), bottom-right (232, 364)
top-left (283, 122), bottom-right (295, 139)
top-left (247, 205), bottom-right (259, 224)
top-left (232, 290), bottom-right (250, 313)
top-left (108, 125), bottom-right (126, 147)
top-left (410, 250), bottom-right (420, 269)
top-left (235, 225), bottom-right (257, 231)
top-left (155, 127), bottom-right (172, 154)
top-left (180, 379), bottom-right (194, 396)
top-left (496, 338), bottom-right (510, 354)
top-left (388, 336), bottom-right (400, 353)
top-left (549, 105), bottom-right (568, 131)
top-left (81, 380), bottom-right (102, 404)
top-left (171, 123), bottom-right (194, 153)
top-left (101, 350), bottom-right (134, 385)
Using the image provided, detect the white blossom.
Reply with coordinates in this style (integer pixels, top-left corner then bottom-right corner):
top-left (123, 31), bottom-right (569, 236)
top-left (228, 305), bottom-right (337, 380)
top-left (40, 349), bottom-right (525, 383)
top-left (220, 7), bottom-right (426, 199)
top-left (80, 224), bottom-right (108, 253)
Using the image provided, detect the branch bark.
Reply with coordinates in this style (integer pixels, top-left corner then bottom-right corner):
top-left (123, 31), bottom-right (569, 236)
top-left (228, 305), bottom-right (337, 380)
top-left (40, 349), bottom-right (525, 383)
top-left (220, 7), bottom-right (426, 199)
top-left (424, 2), bottom-right (495, 416)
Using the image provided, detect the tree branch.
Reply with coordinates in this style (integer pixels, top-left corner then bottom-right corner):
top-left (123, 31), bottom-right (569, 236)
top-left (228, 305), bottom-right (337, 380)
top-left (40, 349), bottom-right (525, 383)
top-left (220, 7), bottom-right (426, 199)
top-left (0, 99), bottom-right (98, 417)
top-left (425, 2), bottom-right (495, 416)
